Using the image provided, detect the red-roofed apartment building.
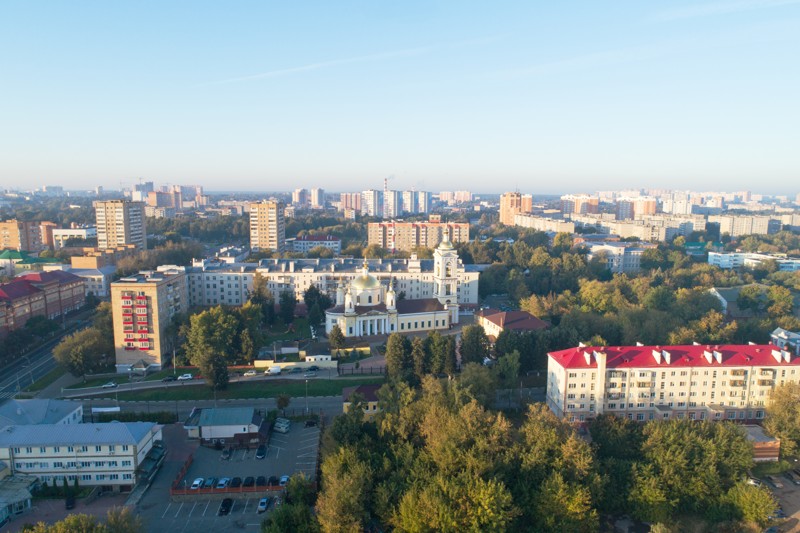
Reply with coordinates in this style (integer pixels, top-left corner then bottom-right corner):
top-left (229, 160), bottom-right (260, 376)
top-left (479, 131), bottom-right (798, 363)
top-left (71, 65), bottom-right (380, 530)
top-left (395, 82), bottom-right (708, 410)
top-left (0, 272), bottom-right (85, 337)
top-left (475, 308), bottom-right (549, 341)
top-left (547, 343), bottom-right (800, 424)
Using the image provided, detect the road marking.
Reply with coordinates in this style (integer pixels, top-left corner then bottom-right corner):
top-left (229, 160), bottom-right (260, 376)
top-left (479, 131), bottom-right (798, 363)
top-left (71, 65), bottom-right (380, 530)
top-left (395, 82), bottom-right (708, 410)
top-left (174, 502), bottom-right (184, 517)
top-left (296, 461), bottom-right (317, 465)
top-left (298, 444), bottom-right (317, 450)
top-left (202, 500), bottom-right (210, 516)
top-left (161, 503), bottom-right (173, 519)
top-left (216, 501), bottom-right (224, 516)
top-left (242, 499), bottom-right (249, 514)
top-left (188, 502), bottom-right (197, 516)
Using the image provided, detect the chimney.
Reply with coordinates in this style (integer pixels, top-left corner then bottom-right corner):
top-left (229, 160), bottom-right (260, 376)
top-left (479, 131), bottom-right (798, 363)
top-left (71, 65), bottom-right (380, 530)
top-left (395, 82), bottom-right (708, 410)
top-left (584, 351), bottom-right (592, 365)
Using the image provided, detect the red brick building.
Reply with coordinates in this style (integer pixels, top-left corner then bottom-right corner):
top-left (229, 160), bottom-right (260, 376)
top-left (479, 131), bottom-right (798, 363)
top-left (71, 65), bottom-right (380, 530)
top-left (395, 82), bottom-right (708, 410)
top-left (0, 271), bottom-right (85, 337)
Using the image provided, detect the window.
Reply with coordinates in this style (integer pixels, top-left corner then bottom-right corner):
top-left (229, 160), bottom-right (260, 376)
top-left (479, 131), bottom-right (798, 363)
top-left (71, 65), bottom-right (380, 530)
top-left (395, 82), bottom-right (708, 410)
top-left (95, 445), bottom-right (102, 452)
top-left (25, 447), bottom-right (32, 453)
top-left (122, 445), bottom-right (129, 452)
top-left (40, 447), bottom-right (46, 453)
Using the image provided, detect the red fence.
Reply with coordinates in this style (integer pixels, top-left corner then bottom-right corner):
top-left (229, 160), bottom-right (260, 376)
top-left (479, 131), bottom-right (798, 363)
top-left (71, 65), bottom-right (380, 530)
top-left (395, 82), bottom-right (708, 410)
top-left (171, 484), bottom-right (285, 496)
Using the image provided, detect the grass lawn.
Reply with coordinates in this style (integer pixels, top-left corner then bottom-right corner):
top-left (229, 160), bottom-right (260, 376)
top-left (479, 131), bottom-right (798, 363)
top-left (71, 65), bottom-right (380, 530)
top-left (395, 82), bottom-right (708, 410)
top-left (92, 376), bottom-right (386, 402)
top-left (25, 366), bottom-right (68, 392)
top-left (263, 318), bottom-right (312, 344)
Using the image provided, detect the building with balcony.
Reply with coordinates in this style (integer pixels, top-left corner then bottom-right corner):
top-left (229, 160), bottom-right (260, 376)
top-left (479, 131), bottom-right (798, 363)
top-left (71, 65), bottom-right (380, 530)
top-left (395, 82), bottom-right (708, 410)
top-left (111, 267), bottom-right (188, 373)
top-left (249, 200), bottom-right (285, 253)
top-left (289, 235), bottom-right (342, 255)
top-left (368, 220), bottom-right (469, 251)
top-left (708, 252), bottom-right (800, 272)
top-left (547, 343), bottom-right (800, 423)
top-left (499, 192), bottom-right (533, 225)
top-left (0, 422), bottom-right (162, 492)
top-left (93, 200), bottom-right (146, 250)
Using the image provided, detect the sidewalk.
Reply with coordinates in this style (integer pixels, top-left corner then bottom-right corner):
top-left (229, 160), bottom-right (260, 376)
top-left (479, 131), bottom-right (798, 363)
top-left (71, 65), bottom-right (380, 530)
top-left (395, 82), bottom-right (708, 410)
top-left (36, 372), bottom-right (82, 399)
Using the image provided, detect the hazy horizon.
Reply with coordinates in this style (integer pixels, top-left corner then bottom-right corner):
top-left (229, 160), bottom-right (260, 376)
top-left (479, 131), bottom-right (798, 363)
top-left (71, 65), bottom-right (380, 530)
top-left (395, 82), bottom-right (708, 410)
top-left (1, 1), bottom-right (799, 194)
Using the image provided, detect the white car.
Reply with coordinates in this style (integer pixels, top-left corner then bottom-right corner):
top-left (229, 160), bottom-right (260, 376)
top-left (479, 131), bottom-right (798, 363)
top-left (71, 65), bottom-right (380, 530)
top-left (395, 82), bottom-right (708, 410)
top-left (190, 477), bottom-right (204, 490)
top-left (243, 370), bottom-right (257, 377)
top-left (177, 373), bottom-right (193, 381)
top-left (257, 497), bottom-right (269, 513)
top-left (279, 475), bottom-right (290, 487)
top-left (101, 382), bottom-right (118, 389)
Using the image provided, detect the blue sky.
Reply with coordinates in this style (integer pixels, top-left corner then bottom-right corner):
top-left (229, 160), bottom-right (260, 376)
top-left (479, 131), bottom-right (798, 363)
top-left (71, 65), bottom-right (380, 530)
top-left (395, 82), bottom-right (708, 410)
top-left (1, 1), bottom-right (799, 194)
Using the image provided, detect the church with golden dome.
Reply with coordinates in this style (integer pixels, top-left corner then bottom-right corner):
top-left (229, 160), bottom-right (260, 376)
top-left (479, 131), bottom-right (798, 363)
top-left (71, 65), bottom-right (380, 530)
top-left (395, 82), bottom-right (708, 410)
top-left (325, 230), bottom-right (461, 337)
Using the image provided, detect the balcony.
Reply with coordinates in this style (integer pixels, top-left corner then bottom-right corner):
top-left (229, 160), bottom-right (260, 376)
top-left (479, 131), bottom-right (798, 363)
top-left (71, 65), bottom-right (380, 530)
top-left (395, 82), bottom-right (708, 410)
top-left (636, 382), bottom-right (655, 388)
top-left (758, 379), bottom-right (775, 387)
top-left (730, 380), bottom-right (746, 387)
top-left (730, 369), bottom-right (746, 376)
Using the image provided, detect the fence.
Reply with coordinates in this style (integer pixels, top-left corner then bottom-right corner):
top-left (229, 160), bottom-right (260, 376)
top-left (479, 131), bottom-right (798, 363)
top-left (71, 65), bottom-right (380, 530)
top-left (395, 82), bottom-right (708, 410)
top-left (337, 366), bottom-right (386, 376)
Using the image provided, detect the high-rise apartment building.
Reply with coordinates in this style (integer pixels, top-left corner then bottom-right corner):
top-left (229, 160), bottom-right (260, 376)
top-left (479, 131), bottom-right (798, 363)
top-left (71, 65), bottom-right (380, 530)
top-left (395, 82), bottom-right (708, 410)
top-left (361, 190), bottom-right (383, 218)
top-left (249, 200), bottom-right (286, 252)
top-left (499, 192), bottom-right (533, 225)
top-left (616, 196), bottom-right (657, 220)
top-left (385, 190), bottom-right (402, 218)
top-left (453, 191), bottom-right (473, 203)
top-left (339, 192), bottom-right (362, 212)
top-left (292, 188), bottom-right (309, 208)
top-left (310, 188), bottom-right (325, 209)
top-left (368, 220), bottom-right (469, 251)
top-left (560, 194), bottom-right (599, 215)
top-left (417, 191), bottom-right (431, 214)
top-left (401, 191), bottom-right (417, 214)
top-left (0, 220), bottom-right (51, 252)
top-left (93, 200), bottom-right (147, 250)
top-left (111, 266), bottom-right (188, 373)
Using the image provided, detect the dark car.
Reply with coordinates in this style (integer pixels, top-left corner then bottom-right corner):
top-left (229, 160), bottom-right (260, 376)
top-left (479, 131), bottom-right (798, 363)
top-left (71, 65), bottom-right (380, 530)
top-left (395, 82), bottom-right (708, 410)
top-left (243, 476), bottom-right (255, 487)
top-left (162, 376), bottom-right (177, 382)
top-left (65, 496), bottom-right (75, 510)
top-left (308, 365), bottom-right (319, 372)
top-left (290, 367), bottom-right (303, 374)
top-left (230, 477), bottom-right (242, 488)
top-left (218, 498), bottom-right (233, 516)
top-left (304, 420), bottom-right (317, 428)
top-left (255, 444), bottom-right (267, 459)
top-left (256, 475), bottom-right (266, 487)
top-left (268, 475), bottom-right (279, 487)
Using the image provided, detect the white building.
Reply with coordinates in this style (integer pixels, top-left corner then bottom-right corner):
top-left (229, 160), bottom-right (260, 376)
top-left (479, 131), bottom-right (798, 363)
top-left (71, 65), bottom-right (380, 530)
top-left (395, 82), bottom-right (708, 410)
top-left (184, 407), bottom-right (266, 446)
top-left (707, 215), bottom-right (781, 237)
top-left (772, 328), bottom-right (800, 356)
top-left (0, 400), bottom-right (83, 428)
top-left (547, 344), bottom-right (800, 423)
top-left (514, 214), bottom-right (575, 233)
top-left (708, 252), bottom-right (800, 272)
top-left (361, 190), bottom-right (382, 218)
top-left (587, 243), bottom-right (653, 274)
top-left (0, 422), bottom-right (162, 492)
top-left (51, 227), bottom-right (97, 250)
top-left (290, 235), bottom-right (342, 255)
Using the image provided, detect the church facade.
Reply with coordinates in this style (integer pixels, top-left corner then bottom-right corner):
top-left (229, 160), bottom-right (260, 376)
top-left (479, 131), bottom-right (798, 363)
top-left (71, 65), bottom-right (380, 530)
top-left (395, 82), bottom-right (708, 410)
top-left (325, 232), bottom-right (462, 337)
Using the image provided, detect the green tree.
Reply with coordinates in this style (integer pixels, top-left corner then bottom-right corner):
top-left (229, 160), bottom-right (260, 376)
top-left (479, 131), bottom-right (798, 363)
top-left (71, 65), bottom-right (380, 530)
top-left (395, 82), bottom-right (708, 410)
top-left (764, 382), bottom-right (800, 457)
top-left (262, 503), bottom-right (319, 533)
top-left (279, 291), bottom-right (296, 325)
top-left (459, 325), bottom-right (490, 365)
top-left (24, 316), bottom-right (59, 337)
top-left (766, 285), bottom-right (794, 318)
top-left (737, 285), bottom-right (767, 316)
top-left (492, 350), bottom-right (520, 389)
top-left (316, 447), bottom-right (373, 533)
top-left (277, 394), bottom-right (291, 415)
top-left (458, 363), bottom-right (497, 407)
top-left (104, 506), bottom-right (143, 533)
top-left (53, 328), bottom-right (113, 377)
top-left (718, 482), bottom-right (777, 527)
top-left (410, 336), bottom-right (428, 382)
top-left (532, 472), bottom-right (599, 532)
top-left (328, 325), bottom-right (345, 351)
top-left (385, 333), bottom-right (411, 381)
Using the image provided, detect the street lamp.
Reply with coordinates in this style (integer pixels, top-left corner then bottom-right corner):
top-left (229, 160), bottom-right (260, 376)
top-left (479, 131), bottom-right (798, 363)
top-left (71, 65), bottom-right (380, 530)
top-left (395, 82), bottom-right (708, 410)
top-left (305, 379), bottom-right (309, 414)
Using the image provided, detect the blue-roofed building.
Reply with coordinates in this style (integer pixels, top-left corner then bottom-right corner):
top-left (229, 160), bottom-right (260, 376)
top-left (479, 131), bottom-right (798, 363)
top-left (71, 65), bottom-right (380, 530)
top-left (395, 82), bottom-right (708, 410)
top-left (0, 422), bottom-right (162, 492)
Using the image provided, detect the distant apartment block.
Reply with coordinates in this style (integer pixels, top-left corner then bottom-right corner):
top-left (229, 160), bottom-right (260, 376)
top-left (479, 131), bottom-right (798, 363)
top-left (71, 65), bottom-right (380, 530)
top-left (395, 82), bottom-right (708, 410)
top-left (499, 192), bottom-right (533, 225)
top-left (93, 200), bottom-right (147, 250)
top-left (361, 190), bottom-right (383, 218)
top-left (570, 214), bottom-right (704, 242)
top-left (586, 243), bottom-right (655, 274)
top-left (249, 200), bottom-right (286, 253)
top-left (0, 422), bottom-right (162, 492)
top-left (561, 194), bottom-right (599, 215)
top-left (707, 215), bottom-right (781, 237)
top-left (111, 267), bottom-right (188, 373)
top-left (368, 220), bottom-right (469, 251)
top-left (385, 190), bottom-right (402, 219)
top-left (547, 343), bottom-right (800, 423)
top-left (401, 191), bottom-right (417, 214)
top-left (339, 192), bottom-right (362, 213)
top-left (290, 235), bottom-right (342, 255)
top-left (708, 252), bottom-right (800, 272)
top-left (0, 220), bottom-right (53, 253)
top-left (616, 197), bottom-right (657, 220)
top-left (513, 214), bottom-right (575, 233)
top-left (292, 188), bottom-right (309, 208)
top-left (310, 188), bottom-right (325, 209)
top-left (52, 227), bottom-right (97, 249)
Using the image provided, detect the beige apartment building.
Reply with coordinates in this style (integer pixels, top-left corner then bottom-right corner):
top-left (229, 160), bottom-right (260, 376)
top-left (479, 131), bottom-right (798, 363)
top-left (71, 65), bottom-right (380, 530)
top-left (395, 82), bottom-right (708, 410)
top-left (547, 343), bottom-right (800, 424)
top-left (249, 200), bottom-right (285, 252)
top-left (499, 192), bottom-right (533, 225)
top-left (0, 220), bottom-right (52, 252)
top-left (368, 221), bottom-right (469, 251)
top-left (93, 200), bottom-right (147, 250)
top-left (111, 266), bottom-right (188, 373)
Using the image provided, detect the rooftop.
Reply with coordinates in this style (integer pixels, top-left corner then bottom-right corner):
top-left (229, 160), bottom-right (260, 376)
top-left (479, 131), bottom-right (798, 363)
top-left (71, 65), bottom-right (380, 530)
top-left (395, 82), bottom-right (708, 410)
top-left (476, 308), bottom-right (549, 332)
top-left (549, 343), bottom-right (797, 370)
top-left (197, 407), bottom-right (259, 427)
top-left (0, 399), bottom-right (81, 427)
top-left (342, 384), bottom-right (381, 403)
top-left (0, 422), bottom-right (156, 447)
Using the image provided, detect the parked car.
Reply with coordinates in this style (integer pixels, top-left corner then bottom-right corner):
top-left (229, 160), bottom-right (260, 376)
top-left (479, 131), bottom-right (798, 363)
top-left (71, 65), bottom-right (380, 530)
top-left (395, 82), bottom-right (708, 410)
top-left (256, 444), bottom-right (267, 459)
top-left (230, 477), bottom-right (242, 488)
top-left (190, 478), bottom-right (204, 490)
top-left (257, 497), bottom-right (270, 513)
top-left (304, 420), bottom-right (317, 428)
top-left (784, 471), bottom-right (800, 485)
top-left (767, 475), bottom-right (784, 489)
top-left (243, 476), bottom-right (255, 487)
top-left (218, 498), bottom-right (233, 516)
top-left (747, 477), bottom-right (762, 486)
top-left (177, 373), bottom-right (193, 381)
top-left (216, 477), bottom-right (231, 489)
top-left (279, 475), bottom-right (290, 487)
top-left (268, 476), bottom-right (279, 486)
top-left (290, 367), bottom-right (303, 374)
top-left (256, 475), bottom-right (266, 487)
top-left (274, 423), bottom-right (289, 434)
top-left (221, 447), bottom-right (231, 460)
top-left (243, 370), bottom-right (257, 377)
top-left (308, 365), bottom-right (320, 372)
top-left (65, 496), bottom-right (75, 510)
top-left (101, 382), bottom-right (118, 389)
top-left (203, 477), bottom-right (216, 489)
top-left (162, 376), bottom-right (176, 382)
top-left (303, 371), bottom-right (317, 378)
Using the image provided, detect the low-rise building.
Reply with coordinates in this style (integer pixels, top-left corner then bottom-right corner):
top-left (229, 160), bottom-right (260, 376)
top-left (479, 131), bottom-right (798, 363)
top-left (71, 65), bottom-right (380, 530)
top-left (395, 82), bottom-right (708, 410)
top-left (772, 327), bottom-right (800, 355)
top-left (0, 422), bottom-right (162, 492)
top-left (184, 407), bottom-right (267, 447)
top-left (745, 425), bottom-right (780, 462)
top-left (709, 252), bottom-right (800, 272)
top-left (51, 227), bottom-right (97, 250)
top-left (587, 242), bottom-right (655, 274)
top-left (475, 308), bottom-right (549, 341)
top-left (343, 384), bottom-right (381, 420)
top-left (0, 400), bottom-right (83, 428)
top-left (513, 214), bottom-right (575, 233)
top-left (290, 235), bottom-right (342, 255)
top-left (547, 343), bottom-right (799, 423)
top-left (0, 272), bottom-right (85, 337)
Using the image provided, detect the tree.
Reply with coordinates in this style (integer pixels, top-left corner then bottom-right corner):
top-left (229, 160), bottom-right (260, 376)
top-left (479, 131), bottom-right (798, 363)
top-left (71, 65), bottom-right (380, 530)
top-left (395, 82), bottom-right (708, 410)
top-left (24, 316), bottom-right (59, 338)
top-left (737, 285), bottom-right (767, 316)
top-left (240, 329), bottom-right (255, 363)
top-left (308, 302), bottom-right (323, 327)
top-left (316, 447), bottom-right (373, 533)
top-left (385, 333), bottom-right (411, 381)
top-left (262, 502), bottom-right (319, 533)
top-left (764, 382), bottom-right (800, 457)
top-left (104, 506), bottom-right (143, 533)
top-left (277, 394), bottom-right (291, 415)
top-left (532, 472), bottom-right (598, 532)
top-left (279, 290), bottom-right (296, 325)
top-left (458, 363), bottom-right (497, 406)
top-left (718, 482), bottom-right (777, 527)
top-left (53, 328), bottom-right (113, 377)
top-left (459, 325), bottom-right (490, 365)
top-left (328, 325), bottom-right (345, 351)
top-left (410, 336), bottom-right (428, 382)
top-left (304, 283), bottom-right (332, 313)
top-left (767, 285), bottom-right (794, 318)
top-left (185, 306), bottom-right (240, 389)
top-left (251, 272), bottom-right (275, 325)
top-left (493, 350), bottom-right (520, 389)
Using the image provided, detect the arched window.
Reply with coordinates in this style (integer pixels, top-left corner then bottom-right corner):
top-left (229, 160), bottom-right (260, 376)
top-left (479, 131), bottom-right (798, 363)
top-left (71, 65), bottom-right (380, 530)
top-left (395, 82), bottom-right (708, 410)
top-left (368, 295), bottom-right (373, 304)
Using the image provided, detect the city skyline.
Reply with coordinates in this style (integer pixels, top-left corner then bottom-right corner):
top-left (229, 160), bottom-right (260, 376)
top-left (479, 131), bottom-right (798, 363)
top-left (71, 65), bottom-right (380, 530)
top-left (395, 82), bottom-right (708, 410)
top-left (1, 1), bottom-right (799, 193)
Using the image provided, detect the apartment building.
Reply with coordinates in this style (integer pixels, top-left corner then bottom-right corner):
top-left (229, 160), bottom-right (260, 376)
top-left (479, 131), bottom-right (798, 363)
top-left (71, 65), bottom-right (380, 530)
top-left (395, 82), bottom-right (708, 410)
top-left (709, 252), bottom-right (800, 272)
top-left (51, 227), bottom-right (97, 249)
top-left (0, 220), bottom-right (52, 253)
top-left (708, 215), bottom-right (781, 237)
top-left (111, 267), bottom-right (188, 373)
top-left (0, 422), bottom-right (162, 492)
top-left (385, 190), bottom-right (402, 218)
top-left (401, 191), bottom-right (417, 214)
top-left (93, 200), bottom-right (147, 250)
top-left (249, 200), bottom-right (285, 253)
top-left (561, 194), bottom-right (599, 215)
top-left (339, 192), bottom-right (362, 213)
top-left (586, 243), bottom-right (655, 274)
top-left (290, 235), bottom-right (342, 255)
top-left (547, 344), bottom-right (800, 423)
top-left (499, 192), bottom-right (533, 225)
top-left (310, 188), bottom-right (325, 209)
top-left (368, 221), bottom-right (469, 251)
top-left (292, 188), bottom-right (309, 208)
top-left (616, 197), bottom-right (657, 220)
top-left (361, 190), bottom-right (383, 218)
top-left (513, 214), bottom-right (575, 233)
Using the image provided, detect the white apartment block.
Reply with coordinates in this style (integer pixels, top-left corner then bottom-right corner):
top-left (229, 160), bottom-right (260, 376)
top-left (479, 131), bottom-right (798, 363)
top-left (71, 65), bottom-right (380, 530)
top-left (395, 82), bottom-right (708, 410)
top-left (708, 252), bottom-right (800, 272)
top-left (772, 328), bottom-right (800, 356)
top-left (51, 227), bottom-right (97, 249)
top-left (586, 243), bottom-right (653, 274)
top-left (708, 215), bottom-right (781, 237)
top-left (513, 214), bottom-right (575, 233)
top-left (547, 344), bottom-right (800, 423)
top-left (0, 422), bottom-right (162, 492)
top-left (186, 255), bottom-right (484, 309)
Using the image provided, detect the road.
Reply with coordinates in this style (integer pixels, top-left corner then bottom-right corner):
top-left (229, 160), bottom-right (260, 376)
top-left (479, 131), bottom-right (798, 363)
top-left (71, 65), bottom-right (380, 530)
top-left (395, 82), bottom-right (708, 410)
top-left (0, 311), bottom-right (92, 400)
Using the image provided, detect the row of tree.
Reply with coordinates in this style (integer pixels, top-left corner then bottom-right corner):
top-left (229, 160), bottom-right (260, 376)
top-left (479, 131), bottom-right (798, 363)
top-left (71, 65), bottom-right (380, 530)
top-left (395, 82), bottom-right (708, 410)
top-left (53, 303), bottom-right (115, 377)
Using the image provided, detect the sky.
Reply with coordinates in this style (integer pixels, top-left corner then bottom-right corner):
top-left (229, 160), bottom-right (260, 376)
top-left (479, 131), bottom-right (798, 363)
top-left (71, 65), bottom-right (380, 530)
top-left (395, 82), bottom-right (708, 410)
top-left (1, 0), bottom-right (799, 194)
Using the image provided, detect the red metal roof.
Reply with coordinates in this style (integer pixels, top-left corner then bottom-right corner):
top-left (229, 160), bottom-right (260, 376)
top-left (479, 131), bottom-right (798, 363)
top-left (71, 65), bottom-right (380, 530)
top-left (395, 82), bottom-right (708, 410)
top-left (476, 308), bottom-right (549, 332)
top-left (17, 270), bottom-right (83, 285)
top-left (0, 280), bottom-right (42, 300)
top-left (549, 344), bottom-right (798, 370)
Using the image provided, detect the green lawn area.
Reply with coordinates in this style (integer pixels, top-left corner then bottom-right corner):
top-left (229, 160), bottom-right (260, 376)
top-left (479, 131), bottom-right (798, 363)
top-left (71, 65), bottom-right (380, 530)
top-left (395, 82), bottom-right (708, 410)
top-left (25, 366), bottom-right (68, 392)
top-left (263, 318), bottom-right (312, 344)
top-left (94, 376), bottom-right (386, 401)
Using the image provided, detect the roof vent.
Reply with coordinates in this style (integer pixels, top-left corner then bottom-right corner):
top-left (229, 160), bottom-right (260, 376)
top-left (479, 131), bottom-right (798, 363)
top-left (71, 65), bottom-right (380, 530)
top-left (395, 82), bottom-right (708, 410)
top-left (772, 349), bottom-right (783, 364)
top-left (636, 342), bottom-right (644, 347)
top-left (713, 350), bottom-right (722, 364)
top-left (652, 349), bottom-right (662, 364)
top-left (583, 351), bottom-right (592, 365)
top-left (704, 350), bottom-right (713, 364)
top-left (662, 350), bottom-right (671, 365)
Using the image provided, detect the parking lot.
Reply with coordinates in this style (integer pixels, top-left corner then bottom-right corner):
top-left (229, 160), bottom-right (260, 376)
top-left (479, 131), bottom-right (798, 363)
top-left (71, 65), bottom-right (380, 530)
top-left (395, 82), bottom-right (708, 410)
top-left (136, 421), bottom-right (320, 533)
